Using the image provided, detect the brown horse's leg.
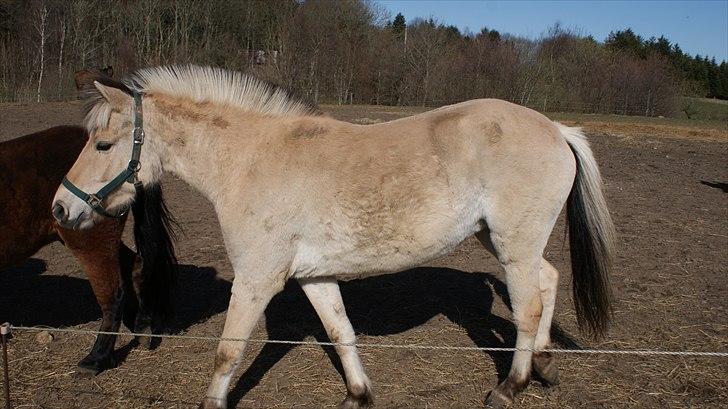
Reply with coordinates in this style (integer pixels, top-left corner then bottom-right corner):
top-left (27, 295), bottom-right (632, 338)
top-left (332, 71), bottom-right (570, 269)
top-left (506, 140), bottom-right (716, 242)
top-left (57, 217), bottom-right (135, 375)
top-left (127, 246), bottom-right (155, 350)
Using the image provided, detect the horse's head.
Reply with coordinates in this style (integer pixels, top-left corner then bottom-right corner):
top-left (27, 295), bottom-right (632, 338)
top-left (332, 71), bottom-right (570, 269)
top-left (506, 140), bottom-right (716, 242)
top-left (52, 79), bottom-right (162, 230)
top-left (74, 66), bottom-right (113, 92)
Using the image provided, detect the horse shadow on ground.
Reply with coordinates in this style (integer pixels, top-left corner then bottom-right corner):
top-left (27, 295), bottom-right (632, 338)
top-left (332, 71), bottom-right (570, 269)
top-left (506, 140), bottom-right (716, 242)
top-left (169, 264), bottom-right (232, 331)
top-left (0, 258), bottom-right (101, 326)
top-left (1, 259), bottom-right (581, 400)
top-left (701, 180), bottom-right (728, 193)
top-left (227, 267), bottom-right (581, 407)
top-left (0, 259), bottom-right (230, 337)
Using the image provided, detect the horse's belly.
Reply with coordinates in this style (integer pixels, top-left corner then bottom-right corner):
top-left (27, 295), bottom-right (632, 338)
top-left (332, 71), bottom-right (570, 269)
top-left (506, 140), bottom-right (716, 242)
top-left (292, 206), bottom-right (482, 280)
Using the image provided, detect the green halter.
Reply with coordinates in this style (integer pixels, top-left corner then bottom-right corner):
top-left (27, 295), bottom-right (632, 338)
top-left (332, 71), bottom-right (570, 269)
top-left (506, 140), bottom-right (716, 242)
top-left (62, 90), bottom-right (145, 218)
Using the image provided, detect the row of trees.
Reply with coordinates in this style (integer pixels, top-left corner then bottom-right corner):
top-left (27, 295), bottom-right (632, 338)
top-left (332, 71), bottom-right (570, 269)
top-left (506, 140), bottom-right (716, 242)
top-left (0, 0), bottom-right (722, 117)
top-left (605, 28), bottom-right (728, 100)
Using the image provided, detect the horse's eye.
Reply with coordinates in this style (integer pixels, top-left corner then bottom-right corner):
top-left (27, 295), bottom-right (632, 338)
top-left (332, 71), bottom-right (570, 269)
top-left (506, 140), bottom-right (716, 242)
top-left (95, 141), bottom-right (113, 151)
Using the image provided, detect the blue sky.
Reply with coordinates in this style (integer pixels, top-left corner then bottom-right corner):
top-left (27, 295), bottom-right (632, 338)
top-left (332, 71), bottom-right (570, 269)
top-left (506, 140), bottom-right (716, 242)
top-left (378, 1), bottom-right (728, 61)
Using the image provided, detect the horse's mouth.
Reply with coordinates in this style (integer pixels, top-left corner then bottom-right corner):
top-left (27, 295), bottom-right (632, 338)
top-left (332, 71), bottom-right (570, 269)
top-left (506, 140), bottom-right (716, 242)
top-left (56, 210), bottom-right (91, 231)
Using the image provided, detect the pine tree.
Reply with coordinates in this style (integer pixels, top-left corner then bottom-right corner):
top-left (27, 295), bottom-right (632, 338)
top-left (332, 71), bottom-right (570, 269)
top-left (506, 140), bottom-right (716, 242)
top-left (391, 12), bottom-right (406, 38)
top-left (605, 28), bottom-right (645, 57)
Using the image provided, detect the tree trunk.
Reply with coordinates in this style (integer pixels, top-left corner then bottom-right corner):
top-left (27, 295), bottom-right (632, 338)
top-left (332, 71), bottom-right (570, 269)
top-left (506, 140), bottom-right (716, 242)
top-left (36, 3), bottom-right (48, 103)
top-left (57, 17), bottom-right (66, 100)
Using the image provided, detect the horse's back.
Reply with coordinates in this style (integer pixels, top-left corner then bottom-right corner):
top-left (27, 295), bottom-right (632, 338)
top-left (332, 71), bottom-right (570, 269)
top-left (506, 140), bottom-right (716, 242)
top-left (0, 126), bottom-right (88, 266)
top-left (284, 100), bottom-right (576, 278)
top-left (358, 98), bottom-right (576, 212)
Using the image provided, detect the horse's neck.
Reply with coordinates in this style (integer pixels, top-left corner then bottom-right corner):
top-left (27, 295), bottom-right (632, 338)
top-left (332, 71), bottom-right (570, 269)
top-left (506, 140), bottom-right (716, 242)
top-left (151, 114), bottom-right (257, 208)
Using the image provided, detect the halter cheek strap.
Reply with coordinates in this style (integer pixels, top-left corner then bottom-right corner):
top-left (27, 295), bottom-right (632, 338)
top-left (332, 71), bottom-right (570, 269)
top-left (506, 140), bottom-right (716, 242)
top-left (62, 90), bottom-right (145, 219)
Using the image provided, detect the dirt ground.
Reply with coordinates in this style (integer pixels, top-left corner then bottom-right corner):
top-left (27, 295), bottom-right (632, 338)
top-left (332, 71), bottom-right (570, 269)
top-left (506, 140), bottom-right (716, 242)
top-left (0, 102), bottom-right (726, 408)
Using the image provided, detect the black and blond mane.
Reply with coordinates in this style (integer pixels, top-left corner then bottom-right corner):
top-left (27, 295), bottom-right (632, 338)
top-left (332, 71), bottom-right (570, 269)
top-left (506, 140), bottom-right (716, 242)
top-left (82, 65), bottom-right (320, 132)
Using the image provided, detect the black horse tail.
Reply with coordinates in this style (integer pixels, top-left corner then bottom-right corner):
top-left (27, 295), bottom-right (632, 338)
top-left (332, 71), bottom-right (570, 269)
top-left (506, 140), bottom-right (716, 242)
top-left (560, 124), bottom-right (616, 339)
top-left (131, 183), bottom-right (179, 332)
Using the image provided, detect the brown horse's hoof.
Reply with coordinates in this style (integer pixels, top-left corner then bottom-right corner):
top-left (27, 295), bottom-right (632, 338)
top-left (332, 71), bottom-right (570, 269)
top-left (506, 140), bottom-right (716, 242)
top-left (532, 352), bottom-right (560, 387)
top-left (76, 352), bottom-right (116, 377)
top-left (339, 385), bottom-right (373, 409)
top-left (134, 325), bottom-right (154, 350)
top-left (73, 365), bottom-right (98, 379)
top-left (137, 335), bottom-right (153, 350)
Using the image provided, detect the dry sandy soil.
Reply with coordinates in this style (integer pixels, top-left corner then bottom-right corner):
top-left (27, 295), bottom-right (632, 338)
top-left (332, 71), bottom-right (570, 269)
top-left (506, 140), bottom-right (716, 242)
top-left (0, 102), bottom-right (726, 408)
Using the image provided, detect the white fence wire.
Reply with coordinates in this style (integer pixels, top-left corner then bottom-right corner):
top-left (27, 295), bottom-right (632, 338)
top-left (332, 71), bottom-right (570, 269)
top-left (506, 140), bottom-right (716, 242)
top-left (6, 324), bottom-right (728, 358)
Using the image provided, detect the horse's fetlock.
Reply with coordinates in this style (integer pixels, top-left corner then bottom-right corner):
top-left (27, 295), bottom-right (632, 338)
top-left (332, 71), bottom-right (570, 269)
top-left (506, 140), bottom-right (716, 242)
top-left (198, 397), bottom-right (226, 409)
top-left (340, 383), bottom-right (373, 409)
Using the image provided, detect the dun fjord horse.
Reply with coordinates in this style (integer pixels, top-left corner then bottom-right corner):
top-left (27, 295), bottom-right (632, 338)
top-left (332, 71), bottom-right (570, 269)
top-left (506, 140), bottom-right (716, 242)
top-left (1, 69), bottom-right (177, 373)
top-left (53, 66), bottom-right (615, 408)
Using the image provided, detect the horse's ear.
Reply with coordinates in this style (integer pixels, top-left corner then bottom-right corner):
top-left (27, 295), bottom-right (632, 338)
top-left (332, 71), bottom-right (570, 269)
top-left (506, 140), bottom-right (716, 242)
top-left (74, 69), bottom-right (94, 91)
top-left (94, 81), bottom-right (130, 110)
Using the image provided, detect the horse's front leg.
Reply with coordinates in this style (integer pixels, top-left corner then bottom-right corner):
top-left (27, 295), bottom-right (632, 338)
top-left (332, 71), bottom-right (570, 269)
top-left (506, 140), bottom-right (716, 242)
top-left (199, 272), bottom-right (286, 409)
top-left (298, 277), bottom-right (373, 408)
top-left (57, 218), bottom-right (129, 375)
top-left (128, 253), bottom-right (154, 349)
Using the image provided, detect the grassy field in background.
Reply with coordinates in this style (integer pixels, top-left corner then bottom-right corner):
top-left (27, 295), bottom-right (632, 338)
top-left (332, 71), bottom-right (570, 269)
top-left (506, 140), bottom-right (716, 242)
top-left (676, 97), bottom-right (728, 123)
top-left (549, 110), bottom-right (727, 133)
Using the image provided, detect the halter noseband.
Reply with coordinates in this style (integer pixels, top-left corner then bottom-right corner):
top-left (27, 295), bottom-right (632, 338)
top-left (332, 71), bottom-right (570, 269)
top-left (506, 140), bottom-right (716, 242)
top-left (62, 90), bottom-right (145, 219)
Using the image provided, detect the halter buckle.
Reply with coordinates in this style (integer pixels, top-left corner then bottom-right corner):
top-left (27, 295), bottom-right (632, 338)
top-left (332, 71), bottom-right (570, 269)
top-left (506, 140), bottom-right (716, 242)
top-left (86, 193), bottom-right (102, 207)
top-left (130, 160), bottom-right (141, 172)
top-left (133, 128), bottom-right (145, 144)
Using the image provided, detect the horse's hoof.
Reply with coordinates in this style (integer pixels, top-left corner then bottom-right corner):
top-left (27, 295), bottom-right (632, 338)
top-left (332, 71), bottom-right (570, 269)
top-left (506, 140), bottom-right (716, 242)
top-left (138, 335), bottom-right (153, 350)
top-left (198, 397), bottom-right (226, 409)
top-left (484, 389), bottom-right (512, 409)
top-left (134, 325), bottom-right (154, 350)
top-left (532, 352), bottom-right (560, 387)
top-left (339, 385), bottom-right (373, 409)
top-left (76, 354), bottom-right (115, 377)
top-left (73, 365), bottom-right (98, 379)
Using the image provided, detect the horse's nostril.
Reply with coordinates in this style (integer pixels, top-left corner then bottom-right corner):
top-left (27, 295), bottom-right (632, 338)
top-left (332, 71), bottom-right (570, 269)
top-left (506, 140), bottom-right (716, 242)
top-left (52, 202), bottom-right (68, 223)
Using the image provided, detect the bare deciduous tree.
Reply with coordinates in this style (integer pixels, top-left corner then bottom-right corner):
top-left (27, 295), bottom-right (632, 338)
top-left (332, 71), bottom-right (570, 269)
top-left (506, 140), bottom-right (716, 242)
top-left (34, 1), bottom-right (48, 102)
top-left (0, 0), bottom-right (685, 117)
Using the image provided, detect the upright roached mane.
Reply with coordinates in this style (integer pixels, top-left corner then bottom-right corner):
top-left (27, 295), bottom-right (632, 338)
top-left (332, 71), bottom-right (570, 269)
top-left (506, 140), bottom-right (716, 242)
top-left (82, 65), bottom-right (321, 132)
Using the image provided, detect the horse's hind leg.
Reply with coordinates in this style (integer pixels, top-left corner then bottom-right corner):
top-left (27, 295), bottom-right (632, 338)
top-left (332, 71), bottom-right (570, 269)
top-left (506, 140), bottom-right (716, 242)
top-left (532, 259), bottom-right (560, 386)
top-left (476, 236), bottom-right (561, 387)
top-left (299, 277), bottom-right (373, 409)
top-left (475, 226), bottom-right (554, 408)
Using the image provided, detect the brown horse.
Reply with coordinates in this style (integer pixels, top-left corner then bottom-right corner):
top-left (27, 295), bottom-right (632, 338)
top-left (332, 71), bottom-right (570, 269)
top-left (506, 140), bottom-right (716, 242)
top-left (0, 69), bottom-right (177, 374)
